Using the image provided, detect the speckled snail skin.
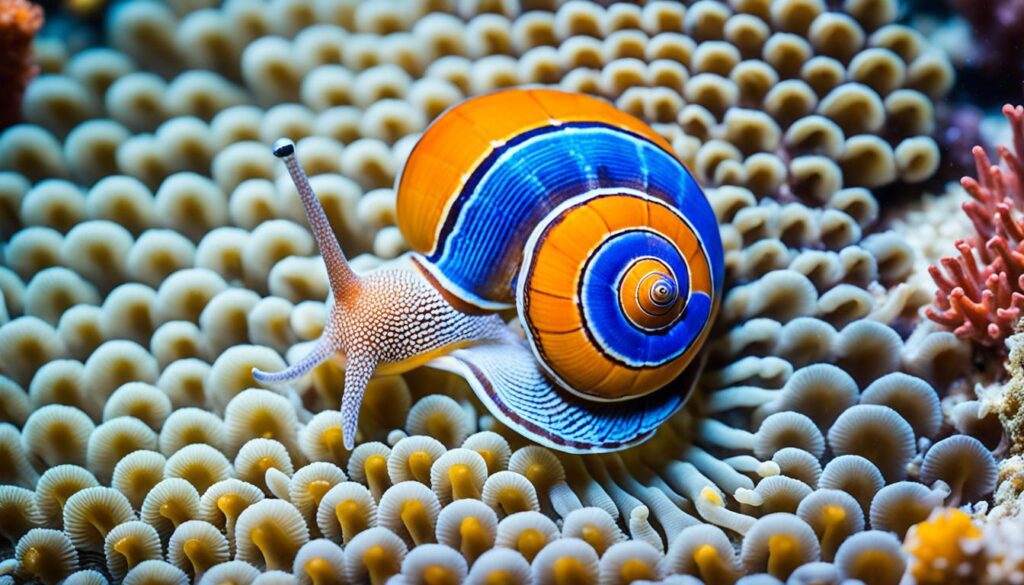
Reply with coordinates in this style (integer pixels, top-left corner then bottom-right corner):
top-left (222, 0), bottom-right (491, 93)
top-left (253, 88), bottom-right (723, 454)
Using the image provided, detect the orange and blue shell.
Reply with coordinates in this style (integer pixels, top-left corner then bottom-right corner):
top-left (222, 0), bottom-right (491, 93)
top-left (398, 89), bottom-right (723, 452)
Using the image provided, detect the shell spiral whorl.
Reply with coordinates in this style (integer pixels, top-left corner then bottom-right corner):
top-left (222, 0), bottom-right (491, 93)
top-left (519, 189), bottom-right (716, 401)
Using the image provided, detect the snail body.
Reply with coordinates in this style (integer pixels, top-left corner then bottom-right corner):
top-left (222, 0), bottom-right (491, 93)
top-left (254, 89), bottom-right (722, 454)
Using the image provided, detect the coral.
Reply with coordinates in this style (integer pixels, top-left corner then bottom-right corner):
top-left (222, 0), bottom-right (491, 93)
top-left (0, 0), bottom-right (998, 583)
top-left (903, 508), bottom-right (981, 585)
top-left (0, 0), bottom-right (42, 130)
top-left (926, 105), bottom-right (1024, 348)
top-left (903, 508), bottom-right (1024, 585)
top-left (1000, 329), bottom-right (1024, 453)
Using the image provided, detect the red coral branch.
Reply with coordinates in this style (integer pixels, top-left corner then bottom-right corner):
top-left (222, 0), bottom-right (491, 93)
top-left (927, 105), bottom-right (1024, 348)
top-left (0, 0), bottom-right (43, 130)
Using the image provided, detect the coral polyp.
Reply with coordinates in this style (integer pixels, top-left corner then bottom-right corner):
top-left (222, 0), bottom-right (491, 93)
top-left (0, 0), bottom-right (1022, 583)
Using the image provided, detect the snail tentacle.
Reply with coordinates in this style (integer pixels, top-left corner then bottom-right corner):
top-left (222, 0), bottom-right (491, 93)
top-left (272, 138), bottom-right (359, 296)
top-left (252, 337), bottom-right (339, 385)
top-left (340, 354), bottom-right (377, 450)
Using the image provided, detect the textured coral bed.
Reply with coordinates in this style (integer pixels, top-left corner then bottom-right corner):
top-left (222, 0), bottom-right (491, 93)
top-left (1, 0), bottom-right (1023, 584)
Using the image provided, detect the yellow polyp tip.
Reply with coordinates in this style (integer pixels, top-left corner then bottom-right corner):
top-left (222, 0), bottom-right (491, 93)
top-left (256, 456), bottom-right (278, 474)
top-left (459, 516), bottom-right (488, 562)
top-left (400, 499), bottom-right (434, 545)
top-left (114, 536), bottom-right (143, 569)
top-left (497, 488), bottom-right (529, 515)
top-left (304, 556), bottom-right (341, 585)
top-left (182, 538), bottom-right (204, 557)
top-left (425, 413), bottom-right (453, 444)
top-left (365, 454), bottom-right (388, 480)
top-left (552, 557), bottom-right (588, 585)
top-left (217, 493), bottom-right (247, 522)
top-left (477, 449), bottom-right (497, 474)
top-left (159, 500), bottom-right (190, 527)
top-left (423, 565), bottom-right (459, 585)
top-left (408, 451), bottom-right (434, 485)
top-left (484, 570), bottom-right (516, 585)
top-left (821, 504), bottom-right (846, 525)
top-left (21, 547), bottom-right (42, 573)
top-left (250, 523), bottom-right (297, 571)
top-left (335, 499), bottom-right (367, 543)
top-left (525, 463), bottom-right (549, 489)
top-left (307, 480), bottom-right (332, 507)
top-left (88, 512), bottom-right (117, 538)
top-left (619, 558), bottom-right (653, 582)
top-left (363, 544), bottom-right (399, 585)
top-left (448, 464), bottom-right (479, 500)
top-left (693, 544), bottom-right (718, 565)
top-left (766, 534), bottom-right (800, 580)
top-left (517, 528), bottom-right (546, 563)
top-left (580, 525), bottom-right (606, 555)
top-left (819, 503), bottom-right (849, 561)
top-left (322, 427), bottom-right (347, 463)
top-left (700, 486), bottom-right (723, 507)
top-left (692, 543), bottom-right (738, 585)
top-left (183, 538), bottom-right (217, 577)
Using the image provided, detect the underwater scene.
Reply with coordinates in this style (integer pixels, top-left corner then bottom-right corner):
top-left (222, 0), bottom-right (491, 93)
top-left (3, 0), bottom-right (1024, 583)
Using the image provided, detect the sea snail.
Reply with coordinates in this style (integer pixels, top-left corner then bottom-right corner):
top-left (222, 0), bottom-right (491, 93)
top-left (254, 89), bottom-right (723, 454)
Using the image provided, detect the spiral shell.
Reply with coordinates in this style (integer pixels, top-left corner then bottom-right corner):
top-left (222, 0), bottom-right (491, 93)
top-left (397, 88), bottom-right (722, 451)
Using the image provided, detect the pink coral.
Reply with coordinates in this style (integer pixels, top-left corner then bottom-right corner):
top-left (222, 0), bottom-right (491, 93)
top-left (926, 105), bottom-right (1024, 348)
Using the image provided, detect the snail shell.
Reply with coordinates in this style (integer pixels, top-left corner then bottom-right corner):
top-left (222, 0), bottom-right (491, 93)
top-left (401, 89), bottom-right (722, 446)
top-left (253, 89), bottom-right (722, 454)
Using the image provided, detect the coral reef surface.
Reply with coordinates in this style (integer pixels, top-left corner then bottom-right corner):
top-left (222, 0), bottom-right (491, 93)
top-left (0, 0), bottom-right (1019, 584)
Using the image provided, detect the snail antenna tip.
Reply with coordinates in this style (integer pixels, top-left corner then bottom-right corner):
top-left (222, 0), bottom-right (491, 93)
top-left (272, 137), bottom-right (295, 158)
top-left (272, 136), bottom-right (359, 297)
